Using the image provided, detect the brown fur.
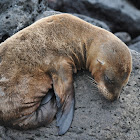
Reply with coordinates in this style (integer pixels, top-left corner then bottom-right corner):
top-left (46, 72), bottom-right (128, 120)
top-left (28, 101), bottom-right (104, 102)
top-left (0, 14), bottom-right (132, 130)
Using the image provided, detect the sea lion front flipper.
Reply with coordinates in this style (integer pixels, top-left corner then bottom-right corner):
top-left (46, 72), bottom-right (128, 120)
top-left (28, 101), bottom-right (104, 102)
top-left (56, 95), bottom-right (75, 135)
top-left (52, 60), bottom-right (75, 135)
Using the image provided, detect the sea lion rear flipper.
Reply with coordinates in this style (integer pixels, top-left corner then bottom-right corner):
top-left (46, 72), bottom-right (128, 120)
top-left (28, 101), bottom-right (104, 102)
top-left (11, 90), bottom-right (57, 130)
top-left (52, 60), bottom-right (75, 135)
top-left (41, 89), bottom-right (54, 105)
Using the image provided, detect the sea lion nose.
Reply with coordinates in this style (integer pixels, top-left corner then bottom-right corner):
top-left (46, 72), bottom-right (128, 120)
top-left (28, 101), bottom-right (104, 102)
top-left (113, 96), bottom-right (118, 101)
top-left (112, 89), bottom-right (121, 101)
top-left (111, 94), bottom-right (119, 101)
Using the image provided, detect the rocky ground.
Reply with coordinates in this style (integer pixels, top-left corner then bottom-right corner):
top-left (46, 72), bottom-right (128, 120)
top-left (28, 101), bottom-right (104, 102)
top-left (0, 0), bottom-right (140, 140)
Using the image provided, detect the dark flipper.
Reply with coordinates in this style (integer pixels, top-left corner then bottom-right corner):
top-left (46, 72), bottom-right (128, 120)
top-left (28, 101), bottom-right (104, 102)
top-left (52, 59), bottom-right (75, 135)
top-left (57, 97), bottom-right (75, 135)
top-left (12, 92), bottom-right (57, 130)
top-left (41, 89), bottom-right (54, 105)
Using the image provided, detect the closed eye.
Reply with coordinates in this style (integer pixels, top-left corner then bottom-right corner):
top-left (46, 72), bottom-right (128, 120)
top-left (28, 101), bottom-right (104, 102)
top-left (104, 75), bottom-right (114, 84)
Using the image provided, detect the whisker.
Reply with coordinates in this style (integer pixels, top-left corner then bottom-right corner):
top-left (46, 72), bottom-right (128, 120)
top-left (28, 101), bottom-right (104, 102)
top-left (92, 82), bottom-right (98, 87)
top-left (85, 76), bottom-right (98, 88)
top-left (85, 79), bottom-right (98, 88)
top-left (87, 79), bottom-right (97, 85)
top-left (88, 78), bottom-right (97, 83)
top-left (86, 75), bottom-right (98, 84)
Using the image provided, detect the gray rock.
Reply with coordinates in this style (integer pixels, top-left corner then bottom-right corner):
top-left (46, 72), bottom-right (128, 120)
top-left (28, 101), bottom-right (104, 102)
top-left (128, 36), bottom-right (140, 52)
top-left (36, 11), bottom-right (110, 31)
top-left (73, 13), bottom-right (110, 31)
top-left (129, 35), bottom-right (140, 44)
top-left (0, 50), bottom-right (139, 140)
top-left (35, 10), bottom-right (61, 21)
top-left (114, 32), bottom-right (131, 44)
top-left (0, 0), bottom-right (48, 43)
top-left (129, 41), bottom-right (140, 53)
top-left (128, 0), bottom-right (140, 9)
top-left (48, 0), bottom-right (140, 37)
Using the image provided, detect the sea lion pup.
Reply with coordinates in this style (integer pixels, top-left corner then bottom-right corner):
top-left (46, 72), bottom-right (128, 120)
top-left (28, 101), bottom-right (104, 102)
top-left (0, 14), bottom-right (132, 135)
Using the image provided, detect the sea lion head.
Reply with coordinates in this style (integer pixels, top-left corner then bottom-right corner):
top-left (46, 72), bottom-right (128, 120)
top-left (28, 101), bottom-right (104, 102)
top-left (89, 40), bottom-right (132, 101)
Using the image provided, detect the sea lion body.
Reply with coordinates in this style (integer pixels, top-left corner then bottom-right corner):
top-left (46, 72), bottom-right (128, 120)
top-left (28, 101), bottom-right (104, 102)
top-left (0, 14), bottom-right (132, 135)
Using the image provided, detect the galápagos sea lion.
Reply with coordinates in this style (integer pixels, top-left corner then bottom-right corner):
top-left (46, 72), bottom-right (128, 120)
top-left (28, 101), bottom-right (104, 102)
top-left (0, 14), bottom-right (132, 135)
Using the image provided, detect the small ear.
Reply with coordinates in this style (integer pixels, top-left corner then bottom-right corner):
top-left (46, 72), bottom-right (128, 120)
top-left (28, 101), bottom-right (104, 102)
top-left (97, 59), bottom-right (105, 65)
